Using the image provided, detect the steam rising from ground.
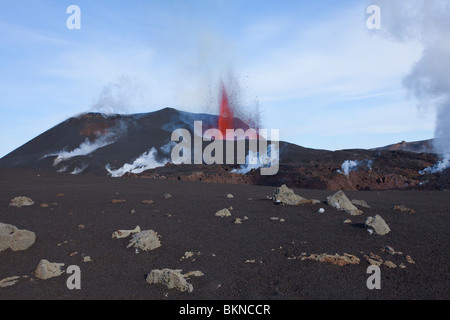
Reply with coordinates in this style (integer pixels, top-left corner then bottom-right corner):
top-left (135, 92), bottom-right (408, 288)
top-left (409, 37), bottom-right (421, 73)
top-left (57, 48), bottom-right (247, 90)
top-left (337, 159), bottom-right (373, 176)
top-left (70, 164), bottom-right (89, 175)
top-left (372, 0), bottom-right (450, 171)
top-left (49, 134), bottom-right (116, 166)
top-left (42, 120), bottom-right (127, 166)
top-left (105, 142), bottom-right (172, 177)
top-left (231, 144), bottom-right (279, 175)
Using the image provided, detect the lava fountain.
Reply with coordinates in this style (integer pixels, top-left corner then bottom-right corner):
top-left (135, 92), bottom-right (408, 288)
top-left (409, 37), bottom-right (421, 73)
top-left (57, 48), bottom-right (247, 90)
top-left (218, 83), bottom-right (234, 138)
top-left (217, 81), bottom-right (260, 140)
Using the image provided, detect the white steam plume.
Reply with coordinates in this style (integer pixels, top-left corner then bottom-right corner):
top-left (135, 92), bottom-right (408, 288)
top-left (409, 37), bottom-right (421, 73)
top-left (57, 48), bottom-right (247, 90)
top-left (105, 142), bottom-right (173, 177)
top-left (371, 0), bottom-right (450, 172)
top-left (231, 144), bottom-right (279, 175)
top-left (70, 164), bottom-right (89, 175)
top-left (48, 134), bottom-right (116, 166)
top-left (42, 120), bottom-right (127, 166)
top-left (337, 159), bottom-right (373, 176)
top-left (90, 75), bottom-right (143, 115)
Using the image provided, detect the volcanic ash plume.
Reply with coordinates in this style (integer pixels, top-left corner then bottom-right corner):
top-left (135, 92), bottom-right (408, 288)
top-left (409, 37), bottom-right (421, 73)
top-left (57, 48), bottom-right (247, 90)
top-left (373, 0), bottom-right (450, 171)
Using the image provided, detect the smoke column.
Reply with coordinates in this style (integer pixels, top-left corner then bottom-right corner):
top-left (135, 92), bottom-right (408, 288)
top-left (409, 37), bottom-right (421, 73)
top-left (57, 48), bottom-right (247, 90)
top-left (372, 0), bottom-right (450, 171)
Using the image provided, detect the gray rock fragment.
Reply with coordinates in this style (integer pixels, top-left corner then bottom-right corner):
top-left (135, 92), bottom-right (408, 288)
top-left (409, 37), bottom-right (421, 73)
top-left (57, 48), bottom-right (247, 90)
top-left (365, 215), bottom-right (391, 235)
top-left (9, 196), bottom-right (34, 208)
top-left (0, 222), bottom-right (36, 252)
top-left (146, 268), bottom-right (203, 293)
top-left (126, 230), bottom-right (161, 251)
top-left (35, 259), bottom-right (65, 280)
top-left (327, 191), bottom-right (363, 216)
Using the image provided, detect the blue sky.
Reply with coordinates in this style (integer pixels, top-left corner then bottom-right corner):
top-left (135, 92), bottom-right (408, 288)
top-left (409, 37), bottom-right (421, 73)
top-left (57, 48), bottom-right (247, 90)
top-left (0, 0), bottom-right (436, 157)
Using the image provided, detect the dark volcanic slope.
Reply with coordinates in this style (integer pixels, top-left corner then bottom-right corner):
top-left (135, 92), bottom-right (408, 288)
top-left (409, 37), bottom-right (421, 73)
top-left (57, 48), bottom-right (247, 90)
top-left (0, 108), bottom-right (445, 190)
top-left (0, 108), bottom-right (225, 174)
top-left (0, 168), bottom-right (449, 300)
top-left (372, 139), bottom-right (435, 154)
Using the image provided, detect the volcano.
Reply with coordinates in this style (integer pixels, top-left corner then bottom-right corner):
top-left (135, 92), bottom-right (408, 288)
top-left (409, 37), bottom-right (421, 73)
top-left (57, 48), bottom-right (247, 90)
top-left (0, 107), bottom-right (447, 190)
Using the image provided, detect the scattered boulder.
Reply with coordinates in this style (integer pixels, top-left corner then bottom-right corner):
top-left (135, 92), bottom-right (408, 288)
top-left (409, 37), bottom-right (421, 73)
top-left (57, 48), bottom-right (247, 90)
top-left (0, 276), bottom-right (22, 288)
top-left (111, 199), bottom-right (126, 204)
top-left (112, 226), bottom-right (141, 239)
top-left (364, 253), bottom-right (383, 266)
top-left (146, 268), bottom-right (203, 293)
top-left (307, 253), bottom-right (360, 266)
top-left (351, 199), bottom-right (371, 208)
top-left (126, 230), bottom-right (161, 251)
top-left (226, 194), bottom-right (234, 199)
top-left (365, 215), bottom-right (391, 235)
top-left (406, 255), bottom-right (416, 264)
top-left (0, 222), bottom-right (36, 252)
top-left (393, 205), bottom-right (416, 214)
top-left (327, 191), bottom-right (362, 216)
top-left (383, 261), bottom-right (397, 268)
top-left (163, 194), bottom-right (172, 199)
top-left (9, 196), bottom-right (34, 208)
top-left (381, 246), bottom-right (402, 255)
top-left (35, 259), bottom-right (65, 280)
top-left (215, 208), bottom-right (232, 217)
top-left (273, 185), bottom-right (320, 205)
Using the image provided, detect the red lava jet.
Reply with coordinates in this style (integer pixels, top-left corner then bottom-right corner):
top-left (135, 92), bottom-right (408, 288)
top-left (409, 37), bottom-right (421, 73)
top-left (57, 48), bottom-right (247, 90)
top-left (217, 81), bottom-right (259, 140)
top-left (218, 83), bottom-right (234, 139)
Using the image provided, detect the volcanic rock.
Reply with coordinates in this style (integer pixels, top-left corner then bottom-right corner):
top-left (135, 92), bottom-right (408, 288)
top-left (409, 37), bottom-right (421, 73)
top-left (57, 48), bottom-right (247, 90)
top-left (365, 215), bottom-right (391, 235)
top-left (273, 184), bottom-right (320, 205)
top-left (406, 255), bottom-right (416, 264)
top-left (146, 268), bottom-right (203, 293)
top-left (112, 226), bottom-right (141, 239)
top-left (0, 276), bottom-right (22, 288)
top-left (0, 222), bottom-right (36, 252)
top-left (307, 253), bottom-right (360, 266)
top-left (9, 196), bottom-right (34, 207)
top-left (126, 230), bottom-right (161, 251)
top-left (35, 259), bottom-right (65, 280)
top-left (351, 199), bottom-right (371, 208)
top-left (383, 261), bottom-right (397, 268)
top-left (381, 246), bottom-right (402, 255)
top-left (327, 191), bottom-right (363, 216)
top-left (364, 253), bottom-right (383, 266)
top-left (215, 208), bottom-right (232, 217)
top-left (393, 205), bottom-right (416, 214)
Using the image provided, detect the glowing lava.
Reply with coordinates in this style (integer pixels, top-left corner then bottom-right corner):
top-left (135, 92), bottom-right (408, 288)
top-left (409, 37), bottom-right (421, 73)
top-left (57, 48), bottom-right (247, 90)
top-left (218, 83), bottom-right (234, 138)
